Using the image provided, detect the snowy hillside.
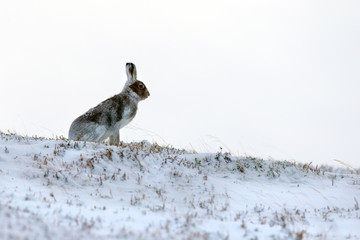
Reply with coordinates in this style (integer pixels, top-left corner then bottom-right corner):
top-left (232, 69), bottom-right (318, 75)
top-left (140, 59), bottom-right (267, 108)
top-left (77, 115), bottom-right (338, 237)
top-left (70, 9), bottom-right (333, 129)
top-left (0, 131), bottom-right (359, 240)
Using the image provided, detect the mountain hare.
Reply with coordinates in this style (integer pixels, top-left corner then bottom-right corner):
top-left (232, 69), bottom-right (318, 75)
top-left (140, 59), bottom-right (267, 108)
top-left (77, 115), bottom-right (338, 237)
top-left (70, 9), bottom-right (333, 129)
top-left (68, 63), bottom-right (150, 145)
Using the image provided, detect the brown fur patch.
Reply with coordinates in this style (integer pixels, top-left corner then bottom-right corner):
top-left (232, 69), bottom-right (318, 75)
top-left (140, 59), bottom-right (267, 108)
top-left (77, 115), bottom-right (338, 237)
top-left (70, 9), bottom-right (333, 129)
top-left (129, 80), bottom-right (150, 100)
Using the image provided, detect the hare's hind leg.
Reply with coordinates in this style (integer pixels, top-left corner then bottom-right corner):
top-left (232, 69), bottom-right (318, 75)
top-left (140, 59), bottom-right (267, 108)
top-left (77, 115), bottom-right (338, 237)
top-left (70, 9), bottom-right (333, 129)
top-left (77, 124), bottom-right (108, 143)
top-left (109, 131), bottom-right (120, 146)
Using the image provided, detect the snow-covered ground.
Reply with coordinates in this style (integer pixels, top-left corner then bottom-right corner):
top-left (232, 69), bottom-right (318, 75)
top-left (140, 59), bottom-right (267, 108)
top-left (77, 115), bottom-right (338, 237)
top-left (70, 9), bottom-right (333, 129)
top-left (0, 131), bottom-right (359, 240)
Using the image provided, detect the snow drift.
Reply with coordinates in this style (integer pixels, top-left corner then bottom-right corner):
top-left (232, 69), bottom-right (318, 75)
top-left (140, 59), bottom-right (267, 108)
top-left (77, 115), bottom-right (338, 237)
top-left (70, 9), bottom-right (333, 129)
top-left (0, 131), bottom-right (359, 239)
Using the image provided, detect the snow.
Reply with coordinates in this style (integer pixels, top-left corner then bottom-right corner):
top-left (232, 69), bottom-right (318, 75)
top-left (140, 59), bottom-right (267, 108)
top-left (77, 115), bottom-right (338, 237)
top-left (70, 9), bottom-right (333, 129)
top-left (0, 131), bottom-right (359, 240)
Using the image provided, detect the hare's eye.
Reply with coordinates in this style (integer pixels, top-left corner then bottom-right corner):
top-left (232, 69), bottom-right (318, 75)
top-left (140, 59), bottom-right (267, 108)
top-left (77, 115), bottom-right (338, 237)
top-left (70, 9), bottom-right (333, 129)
top-left (138, 84), bottom-right (144, 89)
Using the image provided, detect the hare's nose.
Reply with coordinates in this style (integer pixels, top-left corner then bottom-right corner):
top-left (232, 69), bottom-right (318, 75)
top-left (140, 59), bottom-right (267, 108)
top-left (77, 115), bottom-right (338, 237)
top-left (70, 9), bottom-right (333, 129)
top-left (147, 91), bottom-right (150, 97)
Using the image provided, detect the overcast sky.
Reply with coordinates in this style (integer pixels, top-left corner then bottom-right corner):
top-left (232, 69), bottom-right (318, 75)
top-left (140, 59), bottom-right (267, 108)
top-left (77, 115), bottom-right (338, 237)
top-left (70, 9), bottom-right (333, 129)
top-left (1, 0), bottom-right (359, 167)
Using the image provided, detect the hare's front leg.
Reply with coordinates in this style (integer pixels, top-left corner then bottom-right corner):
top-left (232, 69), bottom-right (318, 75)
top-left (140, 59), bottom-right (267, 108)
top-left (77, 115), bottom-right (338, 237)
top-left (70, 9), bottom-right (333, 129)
top-left (109, 131), bottom-right (120, 146)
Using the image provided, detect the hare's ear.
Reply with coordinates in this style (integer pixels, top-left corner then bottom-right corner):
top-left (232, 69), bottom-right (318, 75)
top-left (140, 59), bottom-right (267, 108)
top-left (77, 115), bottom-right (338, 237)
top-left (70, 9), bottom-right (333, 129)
top-left (126, 62), bottom-right (137, 83)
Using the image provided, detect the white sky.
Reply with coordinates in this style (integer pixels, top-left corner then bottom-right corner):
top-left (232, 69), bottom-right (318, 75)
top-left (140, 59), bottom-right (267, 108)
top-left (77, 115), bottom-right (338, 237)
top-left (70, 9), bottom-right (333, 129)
top-left (1, 0), bottom-right (359, 167)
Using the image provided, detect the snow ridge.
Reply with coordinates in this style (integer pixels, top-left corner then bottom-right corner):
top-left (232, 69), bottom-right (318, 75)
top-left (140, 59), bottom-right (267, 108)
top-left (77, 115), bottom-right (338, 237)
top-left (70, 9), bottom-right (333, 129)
top-left (0, 132), bottom-right (359, 240)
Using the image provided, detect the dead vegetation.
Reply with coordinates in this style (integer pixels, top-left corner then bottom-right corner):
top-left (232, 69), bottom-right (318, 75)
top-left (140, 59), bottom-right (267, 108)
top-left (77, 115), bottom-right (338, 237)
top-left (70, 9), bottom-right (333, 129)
top-left (1, 131), bottom-right (359, 240)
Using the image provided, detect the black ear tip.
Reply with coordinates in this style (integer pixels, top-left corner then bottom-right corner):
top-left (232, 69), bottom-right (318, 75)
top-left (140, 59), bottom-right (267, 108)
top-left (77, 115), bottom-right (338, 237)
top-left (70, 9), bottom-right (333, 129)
top-left (126, 62), bottom-right (135, 67)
